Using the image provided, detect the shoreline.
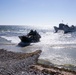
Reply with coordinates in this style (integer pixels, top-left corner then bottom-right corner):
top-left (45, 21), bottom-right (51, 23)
top-left (0, 49), bottom-right (76, 75)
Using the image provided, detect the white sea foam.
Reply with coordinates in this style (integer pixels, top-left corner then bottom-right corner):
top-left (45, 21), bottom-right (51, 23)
top-left (37, 31), bottom-right (76, 46)
top-left (0, 25), bottom-right (76, 68)
top-left (1, 36), bottom-right (20, 44)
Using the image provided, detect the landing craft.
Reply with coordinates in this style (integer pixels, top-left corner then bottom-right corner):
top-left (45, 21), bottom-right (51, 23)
top-left (54, 23), bottom-right (76, 33)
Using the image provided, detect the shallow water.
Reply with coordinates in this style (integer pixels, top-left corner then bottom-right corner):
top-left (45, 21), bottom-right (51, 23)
top-left (0, 25), bottom-right (76, 70)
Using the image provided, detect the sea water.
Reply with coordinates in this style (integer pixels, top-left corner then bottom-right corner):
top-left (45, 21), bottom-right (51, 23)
top-left (0, 25), bottom-right (76, 71)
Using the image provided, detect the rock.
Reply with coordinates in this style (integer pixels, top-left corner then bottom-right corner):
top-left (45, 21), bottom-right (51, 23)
top-left (0, 49), bottom-right (42, 75)
top-left (0, 49), bottom-right (76, 75)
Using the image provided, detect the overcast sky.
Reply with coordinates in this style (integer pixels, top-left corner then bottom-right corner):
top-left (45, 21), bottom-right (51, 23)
top-left (0, 0), bottom-right (76, 27)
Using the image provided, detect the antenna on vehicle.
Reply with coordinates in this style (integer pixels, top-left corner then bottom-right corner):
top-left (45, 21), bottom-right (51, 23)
top-left (66, 23), bottom-right (68, 25)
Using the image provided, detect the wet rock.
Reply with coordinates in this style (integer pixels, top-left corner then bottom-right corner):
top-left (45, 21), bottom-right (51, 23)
top-left (0, 49), bottom-right (76, 75)
top-left (0, 49), bottom-right (41, 75)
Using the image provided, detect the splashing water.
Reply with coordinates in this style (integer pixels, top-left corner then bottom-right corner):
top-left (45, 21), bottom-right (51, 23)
top-left (0, 25), bottom-right (76, 70)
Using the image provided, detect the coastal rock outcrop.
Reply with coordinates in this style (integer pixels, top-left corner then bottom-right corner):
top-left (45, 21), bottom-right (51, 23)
top-left (0, 49), bottom-right (41, 75)
top-left (0, 49), bottom-right (76, 75)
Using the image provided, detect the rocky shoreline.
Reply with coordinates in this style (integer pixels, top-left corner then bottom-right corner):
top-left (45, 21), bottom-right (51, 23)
top-left (0, 49), bottom-right (76, 75)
